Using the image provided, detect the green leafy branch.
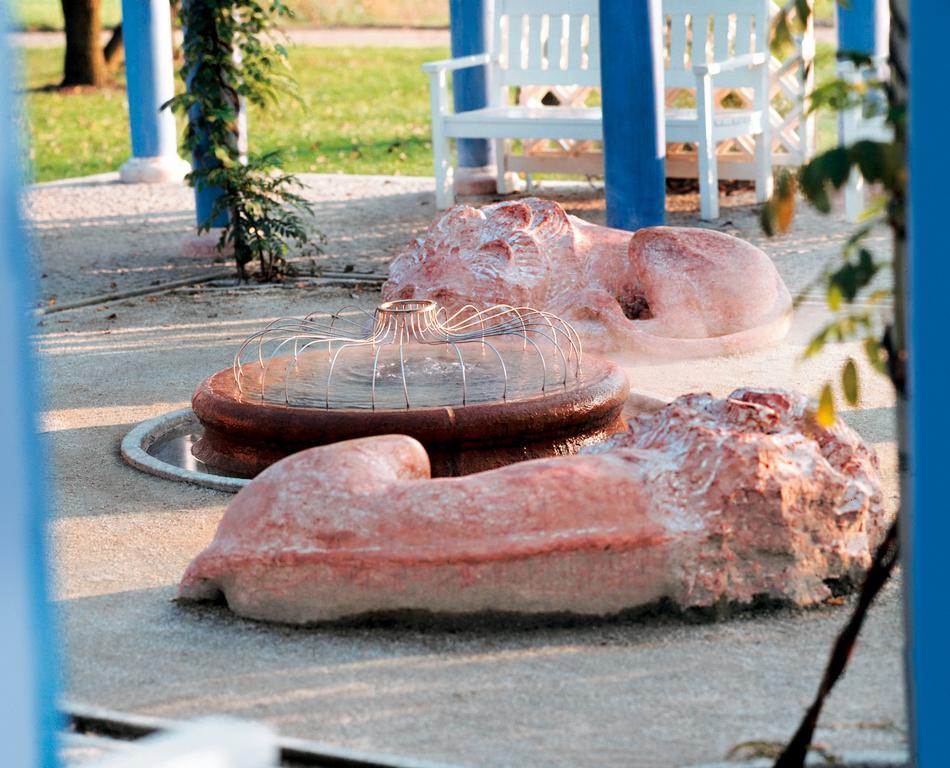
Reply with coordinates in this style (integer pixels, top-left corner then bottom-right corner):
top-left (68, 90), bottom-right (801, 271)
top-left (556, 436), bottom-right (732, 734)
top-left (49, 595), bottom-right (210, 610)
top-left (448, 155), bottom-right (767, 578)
top-left (163, 0), bottom-right (323, 281)
top-left (761, 1), bottom-right (903, 426)
top-left (767, 6), bottom-right (908, 766)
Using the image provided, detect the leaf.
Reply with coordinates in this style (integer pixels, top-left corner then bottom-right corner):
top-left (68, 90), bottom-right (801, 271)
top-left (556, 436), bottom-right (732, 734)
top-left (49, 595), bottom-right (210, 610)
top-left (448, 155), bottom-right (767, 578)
top-left (830, 262), bottom-right (859, 301)
top-left (843, 222), bottom-right (874, 256)
top-left (771, 14), bottom-right (792, 56)
top-left (849, 140), bottom-right (899, 187)
top-left (804, 326), bottom-right (831, 358)
top-left (864, 337), bottom-right (889, 375)
top-left (857, 248), bottom-right (878, 282)
top-left (807, 79), bottom-right (858, 115)
top-left (799, 160), bottom-right (831, 213)
top-left (842, 358), bottom-right (860, 405)
top-left (827, 282), bottom-right (843, 311)
top-left (817, 384), bottom-right (836, 427)
top-left (822, 147), bottom-right (853, 189)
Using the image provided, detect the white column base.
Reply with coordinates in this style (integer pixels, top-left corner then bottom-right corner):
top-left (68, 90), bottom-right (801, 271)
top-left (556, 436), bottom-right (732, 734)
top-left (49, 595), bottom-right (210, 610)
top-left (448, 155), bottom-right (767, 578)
top-left (181, 228), bottom-right (234, 260)
top-left (119, 154), bottom-right (192, 184)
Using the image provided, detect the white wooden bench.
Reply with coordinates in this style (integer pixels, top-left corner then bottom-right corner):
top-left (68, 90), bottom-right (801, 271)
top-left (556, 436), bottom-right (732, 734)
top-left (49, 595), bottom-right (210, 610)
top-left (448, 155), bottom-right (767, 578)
top-left (424, 0), bottom-right (810, 220)
top-left (423, 0), bottom-right (602, 210)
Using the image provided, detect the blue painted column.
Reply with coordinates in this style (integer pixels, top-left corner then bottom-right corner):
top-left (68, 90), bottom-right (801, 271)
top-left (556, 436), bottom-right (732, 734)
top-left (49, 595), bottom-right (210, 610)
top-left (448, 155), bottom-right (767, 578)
top-left (836, 0), bottom-right (889, 58)
top-left (119, 0), bottom-right (190, 183)
top-left (906, 2), bottom-right (949, 764)
top-left (449, 0), bottom-right (491, 167)
top-left (0, 8), bottom-right (60, 767)
top-left (836, 0), bottom-right (888, 221)
top-left (180, 0), bottom-right (240, 230)
top-left (448, 0), bottom-right (496, 194)
top-left (190, 102), bottom-right (231, 229)
top-left (599, 0), bottom-right (666, 231)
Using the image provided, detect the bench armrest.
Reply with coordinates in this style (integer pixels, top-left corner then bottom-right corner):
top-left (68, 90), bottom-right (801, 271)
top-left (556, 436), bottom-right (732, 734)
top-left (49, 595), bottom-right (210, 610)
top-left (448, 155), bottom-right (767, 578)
top-left (692, 51), bottom-right (767, 76)
top-left (424, 53), bottom-right (493, 118)
top-left (422, 53), bottom-right (493, 74)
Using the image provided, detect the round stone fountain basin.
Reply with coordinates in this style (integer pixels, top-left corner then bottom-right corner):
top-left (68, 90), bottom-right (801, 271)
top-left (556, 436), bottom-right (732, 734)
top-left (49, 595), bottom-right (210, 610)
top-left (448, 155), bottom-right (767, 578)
top-left (191, 356), bottom-right (629, 478)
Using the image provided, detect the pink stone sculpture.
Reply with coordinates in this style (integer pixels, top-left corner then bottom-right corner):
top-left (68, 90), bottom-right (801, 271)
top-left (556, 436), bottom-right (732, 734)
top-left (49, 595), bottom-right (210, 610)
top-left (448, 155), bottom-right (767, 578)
top-left (382, 198), bottom-right (793, 357)
top-left (180, 389), bottom-right (885, 624)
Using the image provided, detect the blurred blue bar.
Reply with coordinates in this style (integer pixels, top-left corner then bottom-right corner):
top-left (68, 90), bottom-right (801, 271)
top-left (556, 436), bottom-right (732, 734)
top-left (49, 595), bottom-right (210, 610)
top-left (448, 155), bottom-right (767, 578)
top-left (0, 7), bottom-right (60, 767)
top-left (837, 0), bottom-right (888, 57)
top-left (906, 1), bottom-right (949, 764)
top-left (448, 0), bottom-right (492, 168)
top-left (599, 0), bottom-right (666, 230)
top-left (122, 0), bottom-right (179, 158)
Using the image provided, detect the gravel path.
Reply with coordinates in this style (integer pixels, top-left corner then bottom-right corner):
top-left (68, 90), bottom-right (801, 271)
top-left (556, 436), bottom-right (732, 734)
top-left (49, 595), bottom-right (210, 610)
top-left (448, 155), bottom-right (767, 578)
top-left (24, 173), bottom-right (892, 309)
top-left (26, 173), bottom-right (438, 308)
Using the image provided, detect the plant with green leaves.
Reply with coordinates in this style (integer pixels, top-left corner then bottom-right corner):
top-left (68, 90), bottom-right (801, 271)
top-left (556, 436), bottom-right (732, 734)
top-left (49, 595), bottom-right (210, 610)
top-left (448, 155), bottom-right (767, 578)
top-left (163, 0), bottom-right (322, 281)
top-left (763, 3), bottom-right (905, 427)
top-left (764, 4), bottom-right (907, 768)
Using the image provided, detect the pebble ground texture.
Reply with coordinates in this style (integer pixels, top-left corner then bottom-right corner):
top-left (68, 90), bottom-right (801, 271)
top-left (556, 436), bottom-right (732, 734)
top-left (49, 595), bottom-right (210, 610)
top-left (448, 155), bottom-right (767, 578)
top-left (28, 173), bottom-right (905, 767)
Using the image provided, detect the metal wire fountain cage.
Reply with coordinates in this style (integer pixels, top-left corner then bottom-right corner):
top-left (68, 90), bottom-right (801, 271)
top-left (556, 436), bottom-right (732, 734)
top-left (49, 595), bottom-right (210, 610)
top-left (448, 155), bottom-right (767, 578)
top-left (232, 299), bottom-right (583, 410)
top-left (190, 299), bottom-right (624, 478)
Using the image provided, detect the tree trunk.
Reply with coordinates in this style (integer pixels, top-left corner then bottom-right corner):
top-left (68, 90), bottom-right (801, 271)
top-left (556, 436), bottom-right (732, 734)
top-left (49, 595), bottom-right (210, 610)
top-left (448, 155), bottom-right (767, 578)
top-left (103, 23), bottom-right (123, 71)
top-left (99, 1), bottom-right (180, 76)
top-left (61, 0), bottom-right (107, 87)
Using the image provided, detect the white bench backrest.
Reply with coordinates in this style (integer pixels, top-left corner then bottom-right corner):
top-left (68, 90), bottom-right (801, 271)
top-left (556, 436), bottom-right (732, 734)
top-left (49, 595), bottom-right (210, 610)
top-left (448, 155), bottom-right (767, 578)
top-left (491, 0), bottom-right (600, 87)
top-left (663, 0), bottom-right (770, 89)
top-left (491, 0), bottom-right (770, 91)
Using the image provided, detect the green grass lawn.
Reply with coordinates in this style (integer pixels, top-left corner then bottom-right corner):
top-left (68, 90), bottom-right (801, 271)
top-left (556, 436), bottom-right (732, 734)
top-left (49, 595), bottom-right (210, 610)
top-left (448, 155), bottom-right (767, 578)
top-left (14, 0), bottom-right (448, 31)
top-left (23, 45), bottom-right (447, 182)
top-left (24, 45), bottom-right (133, 179)
top-left (22, 42), bottom-right (838, 184)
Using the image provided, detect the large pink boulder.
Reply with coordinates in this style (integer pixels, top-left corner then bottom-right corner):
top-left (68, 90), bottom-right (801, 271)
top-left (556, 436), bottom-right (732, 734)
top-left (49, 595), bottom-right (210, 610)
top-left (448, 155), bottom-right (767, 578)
top-left (180, 389), bottom-right (885, 624)
top-left (382, 198), bottom-right (792, 357)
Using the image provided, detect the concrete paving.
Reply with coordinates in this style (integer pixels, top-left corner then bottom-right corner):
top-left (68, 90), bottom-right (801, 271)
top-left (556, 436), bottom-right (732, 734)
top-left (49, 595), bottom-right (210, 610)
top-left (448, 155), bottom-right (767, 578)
top-left (28, 174), bottom-right (905, 767)
top-left (26, 173), bottom-right (893, 307)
